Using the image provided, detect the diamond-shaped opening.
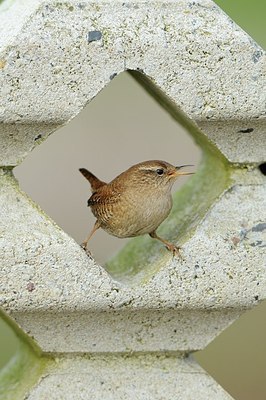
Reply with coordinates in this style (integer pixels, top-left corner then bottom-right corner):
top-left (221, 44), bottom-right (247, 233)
top-left (13, 71), bottom-right (229, 283)
top-left (0, 310), bottom-right (49, 400)
top-left (195, 300), bottom-right (266, 400)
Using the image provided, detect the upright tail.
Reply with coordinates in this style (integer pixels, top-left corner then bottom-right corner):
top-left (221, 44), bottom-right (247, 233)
top-left (79, 168), bottom-right (106, 192)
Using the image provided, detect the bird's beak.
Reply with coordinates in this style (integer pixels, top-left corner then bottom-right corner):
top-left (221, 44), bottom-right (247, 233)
top-left (170, 165), bottom-right (195, 177)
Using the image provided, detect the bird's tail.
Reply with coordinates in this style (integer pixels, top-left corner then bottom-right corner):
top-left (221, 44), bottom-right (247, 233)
top-left (79, 168), bottom-right (106, 192)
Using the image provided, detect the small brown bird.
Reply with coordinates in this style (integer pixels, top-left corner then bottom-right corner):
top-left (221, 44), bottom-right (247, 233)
top-left (79, 160), bottom-right (194, 256)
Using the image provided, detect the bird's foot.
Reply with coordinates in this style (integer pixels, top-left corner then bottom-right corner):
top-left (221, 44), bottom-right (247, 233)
top-left (149, 231), bottom-right (184, 259)
top-left (165, 243), bottom-right (183, 259)
top-left (80, 243), bottom-right (93, 258)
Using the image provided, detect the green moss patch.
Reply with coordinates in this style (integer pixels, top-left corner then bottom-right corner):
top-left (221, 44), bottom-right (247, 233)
top-left (105, 71), bottom-right (231, 284)
top-left (0, 310), bottom-right (50, 400)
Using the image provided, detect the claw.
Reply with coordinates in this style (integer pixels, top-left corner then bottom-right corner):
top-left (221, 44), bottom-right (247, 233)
top-left (165, 243), bottom-right (183, 259)
top-left (80, 243), bottom-right (93, 258)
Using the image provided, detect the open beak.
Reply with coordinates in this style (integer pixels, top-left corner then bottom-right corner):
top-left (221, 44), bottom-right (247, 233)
top-left (170, 165), bottom-right (194, 177)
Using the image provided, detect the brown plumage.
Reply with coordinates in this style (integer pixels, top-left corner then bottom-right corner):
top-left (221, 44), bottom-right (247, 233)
top-left (79, 160), bottom-right (194, 256)
top-left (79, 168), bottom-right (106, 192)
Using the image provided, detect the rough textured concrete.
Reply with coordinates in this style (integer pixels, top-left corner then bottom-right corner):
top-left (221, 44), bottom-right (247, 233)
top-left (13, 309), bottom-right (242, 353)
top-left (0, 0), bottom-right (265, 165)
top-left (198, 120), bottom-right (266, 164)
top-left (0, 169), bottom-right (265, 352)
top-left (27, 354), bottom-right (233, 400)
top-left (0, 0), bottom-right (265, 399)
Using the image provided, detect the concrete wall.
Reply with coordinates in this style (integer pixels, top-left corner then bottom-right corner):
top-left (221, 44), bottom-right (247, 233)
top-left (0, 0), bottom-right (265, 398)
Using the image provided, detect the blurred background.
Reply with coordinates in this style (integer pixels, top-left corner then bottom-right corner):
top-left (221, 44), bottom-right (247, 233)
top-left (1, 1), bottom-right (265, 399)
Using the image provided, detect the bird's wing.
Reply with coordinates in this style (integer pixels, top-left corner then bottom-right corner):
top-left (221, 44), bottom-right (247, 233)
top-left (87, 186), bottom-right (122, 225)
top-left (87, 185), bottom-right (121, 206)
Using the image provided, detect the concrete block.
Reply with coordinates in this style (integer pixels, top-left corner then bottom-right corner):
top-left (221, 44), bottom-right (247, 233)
top-left (0, 0), bottom-right (265, 165)
top-left (0, 171), bottom-right (264, 353)
top-left (0, 0), bottom-right (265, 398)
top-left (27, 354), bottom-right (233, 400)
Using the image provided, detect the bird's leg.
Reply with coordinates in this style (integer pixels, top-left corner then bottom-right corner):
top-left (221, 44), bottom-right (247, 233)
top-left (81, 221), bottom-right (100, 250)
top-left (149, 230), bottom-right (181, 257)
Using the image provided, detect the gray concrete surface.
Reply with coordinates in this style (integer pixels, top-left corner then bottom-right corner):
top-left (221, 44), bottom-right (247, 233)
top-left (0, 0), bottom-right (265, 398)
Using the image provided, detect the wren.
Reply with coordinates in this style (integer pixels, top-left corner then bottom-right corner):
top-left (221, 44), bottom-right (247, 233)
top-left (79, 160), bottom-right (194, 256)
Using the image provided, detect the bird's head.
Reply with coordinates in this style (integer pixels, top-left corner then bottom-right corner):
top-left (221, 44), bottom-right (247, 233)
top-left (123, 160), bottom-right (194, 190)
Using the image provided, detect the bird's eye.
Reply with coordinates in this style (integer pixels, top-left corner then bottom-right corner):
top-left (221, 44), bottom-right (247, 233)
top-left (156, 168), bottom-right (164, 175)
